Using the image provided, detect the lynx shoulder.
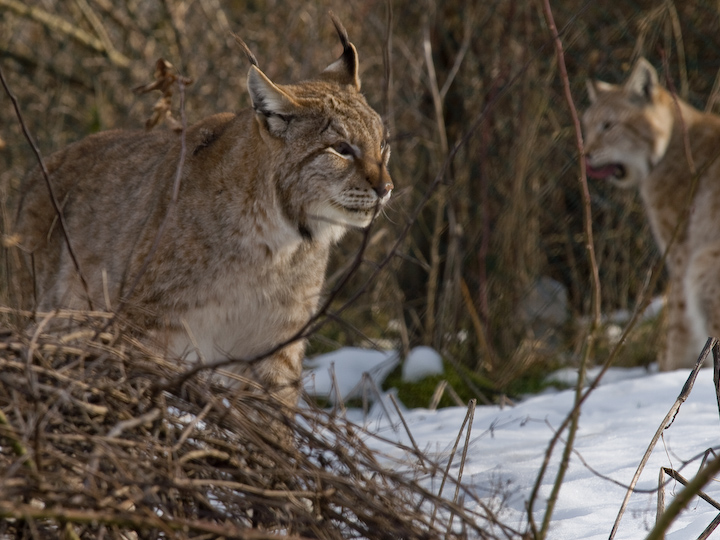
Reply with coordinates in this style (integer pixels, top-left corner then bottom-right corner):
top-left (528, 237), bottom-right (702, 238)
top-left (13, 19), bottom-right (392, 404)
top-left (583, 57), bottom-right (720, 370)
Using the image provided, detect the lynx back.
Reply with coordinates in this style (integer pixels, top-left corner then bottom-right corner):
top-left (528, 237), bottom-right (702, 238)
top-left (583, 58), bottom-right (720, 370)
top-left (14, 19), bottom-right (392, 404)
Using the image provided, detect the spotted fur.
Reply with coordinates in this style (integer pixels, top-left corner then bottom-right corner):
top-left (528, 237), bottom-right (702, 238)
top-left (13, 21), bottom-right (392, 404)
top-left (583, 57), bottom-right (720, 370)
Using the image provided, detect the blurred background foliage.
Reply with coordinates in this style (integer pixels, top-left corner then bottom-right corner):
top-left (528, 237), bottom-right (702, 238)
top-left (2, 0), bottom-right (719, 396)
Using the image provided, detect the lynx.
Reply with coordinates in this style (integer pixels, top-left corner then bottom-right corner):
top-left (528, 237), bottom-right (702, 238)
top-left (583, 57), bottom-right (720, 370)
top-left (13, 19), bottom-right (392, 404)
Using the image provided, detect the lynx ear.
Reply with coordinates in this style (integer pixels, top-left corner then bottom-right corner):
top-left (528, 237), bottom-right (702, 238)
top-left (321, 14), bottom-right (361, 91)
top-left (586, 79), bottom-right (615, 103)
top-left (586, 79), bottom-right (598, 103)
top-left (624, 57), bottom-right (658, 103)
top-left (247, 65), bottom-right (299, 135)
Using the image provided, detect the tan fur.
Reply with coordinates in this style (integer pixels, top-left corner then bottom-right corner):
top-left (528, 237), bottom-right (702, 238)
top-left (13, 23), bottom-right (392, 404)
top-left (583, 57), bottom-right (720, 370)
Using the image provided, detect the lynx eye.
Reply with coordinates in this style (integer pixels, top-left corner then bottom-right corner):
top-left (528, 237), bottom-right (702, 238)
top-left (332, 141), bottom-right (356, 157)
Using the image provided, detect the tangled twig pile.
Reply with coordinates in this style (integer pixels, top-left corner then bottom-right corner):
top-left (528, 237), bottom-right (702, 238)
top-left (0, 309), bottom-right (512, 539)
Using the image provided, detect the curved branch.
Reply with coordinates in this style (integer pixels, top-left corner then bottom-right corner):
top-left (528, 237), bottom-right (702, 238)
top-left (0, 0), bottom-right (130, 68)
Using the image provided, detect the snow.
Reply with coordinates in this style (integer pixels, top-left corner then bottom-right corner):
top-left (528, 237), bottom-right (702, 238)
top-left (402, 345), bottom-right (444, 382)
top-left (303, 347), bottom-right (399, 404)
top-left (305, 347), bottom-right (720, 539)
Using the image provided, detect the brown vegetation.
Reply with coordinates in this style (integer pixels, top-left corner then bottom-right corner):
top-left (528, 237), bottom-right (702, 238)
top-left (0, 309), bottom-right (516, 538)
top-left (3, 1), bottom-right (720, 384)
top-left (2, 1), bottom-right (720, 536)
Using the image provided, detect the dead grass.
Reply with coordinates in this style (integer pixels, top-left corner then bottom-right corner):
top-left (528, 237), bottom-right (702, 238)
top-left (0, 309), bottom-right (516, 539)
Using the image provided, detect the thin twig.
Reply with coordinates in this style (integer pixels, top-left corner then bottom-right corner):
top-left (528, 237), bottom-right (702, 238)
top-left (0, 64), bottom-right (93, 310)
top-left (329, 362), bottom-right (347, 416)
top-left (661, 467), bottom-right (720, 512)
top-left (609, 337), bottom-right (716, 538)
top-left (447, 399), bottom-right (476, 536)
top-left (73, 0), bottom-right (124, 66)
top-left (714, 342), bottom-right (720, 422)
top-left (0, 409), bottom-right (36, 472)
top-left (429, 380), bottom-right (448, 411)
top-left (439, 8), bottom-right (474, 102)
top-left (431, 399), bottom-right (474, 526)
top-left (0, 0), bottom-right (130, 67)
top-left (107, 408), bottom-right (161, 439)
top-left (172, 402), bottom-right (212, 452)
top-left (460, 277), bottom-right (495, 371)
top-left (531, 2), bottom-right (601, 537)
top-left (388, 393), bottom-right (428, 471)
top-left (365, 373), bottom-right (397, 431)
top-left (664, 0), bottom-right (688, 99)
top-left (660, 51), bottom-right (695, 176)
top-left (646, 452), bottom-right (720, 540)
top-left (422, 18), bottom-right (449, 347)
top-left (381, 0), bottom-right (394, 132)
top-left (0, 502), bottom-right (305, 539)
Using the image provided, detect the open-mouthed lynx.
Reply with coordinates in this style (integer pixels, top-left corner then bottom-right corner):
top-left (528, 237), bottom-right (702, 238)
top-left (583, 57), bottom-right (720, 370)
top-left (13, 18), bottom-right (392, 404)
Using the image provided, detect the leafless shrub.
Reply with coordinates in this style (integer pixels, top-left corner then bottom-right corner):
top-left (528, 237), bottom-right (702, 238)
top-left (0, 309), bottom-right (515, 539)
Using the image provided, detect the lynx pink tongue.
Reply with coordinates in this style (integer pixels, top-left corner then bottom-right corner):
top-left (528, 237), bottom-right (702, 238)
top-left (586, 162), bottom-right (620, 179)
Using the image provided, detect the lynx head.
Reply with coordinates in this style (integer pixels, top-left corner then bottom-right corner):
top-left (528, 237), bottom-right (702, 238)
top-left (582, 57), bottom-right (673, 188)
top-left (244, 17), bottom-right (392, 243)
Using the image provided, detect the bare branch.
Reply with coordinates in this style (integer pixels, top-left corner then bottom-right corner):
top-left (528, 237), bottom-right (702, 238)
top-left (0, 64), bottom-right (94, 310)
top-left (0, 0), bottom-right (130, 68)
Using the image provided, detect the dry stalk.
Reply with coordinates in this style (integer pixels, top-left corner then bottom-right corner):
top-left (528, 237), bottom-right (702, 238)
top-left (609, 337), bottom-right (716, 539)
top-left (73, 0), bottom-right (124, 67)
top-left (388, 392), bottom-right (429, 471)
top-left (449, 400), bottom-right (476, 521)
top-left (460, 277), bottom-right (495, 371)
top-left (647, 452), bottom-right (720, 540)
top-left (329, 362), bottom-right (347, 416)
top-left (659, 467), bottom-right (720, 513)
top-left (0, 409), bottom-right (35, 472)
top-left (529, 2), bottom-right (600, 537)
top-left (364, 372), bottom-right (397, 430)
top-left (663, 0), bottom-right (688, 99)
top-left (422, 18), bottom-right (449, 347)
top-left (0, 64), bottom-right (93, 310)
top-left (0, 0), bottom-right (131, 67)
top-left (431, 398), bottom-right (476, 527)
top-left (714, 342), bottom-right (720, 422)
top-left (429, 379), bottom-right (448, 411)
top-left (0, 311), bottom-right (508, 539)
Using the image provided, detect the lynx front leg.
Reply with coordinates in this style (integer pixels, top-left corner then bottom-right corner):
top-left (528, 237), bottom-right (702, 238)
top-left (239, 341), bottom-right (305, 448)
top-left (661, 265), bottom-right (703, 370)
top-left (250, 340), bottom-right (305, 408)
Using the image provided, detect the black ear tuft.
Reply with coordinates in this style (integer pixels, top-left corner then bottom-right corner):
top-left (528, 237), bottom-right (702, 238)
top-left (232, 33), bottom-right (259, 68)
top-left (322, 13), bottom-right (361, 90)
top-left (330, 12), bottom-right (351, 51)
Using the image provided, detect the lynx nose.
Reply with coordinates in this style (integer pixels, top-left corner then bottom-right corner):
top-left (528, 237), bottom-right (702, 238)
top-left (373, 180), bottom-right (393, 199)
top-left (367, 168), bottom-right (393, 198)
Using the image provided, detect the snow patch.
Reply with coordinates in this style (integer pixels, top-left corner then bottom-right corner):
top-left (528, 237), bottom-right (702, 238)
top-left (303, 347), bottom-right (399, 404)
top-left (401, 346), bottom-right (444, 382)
